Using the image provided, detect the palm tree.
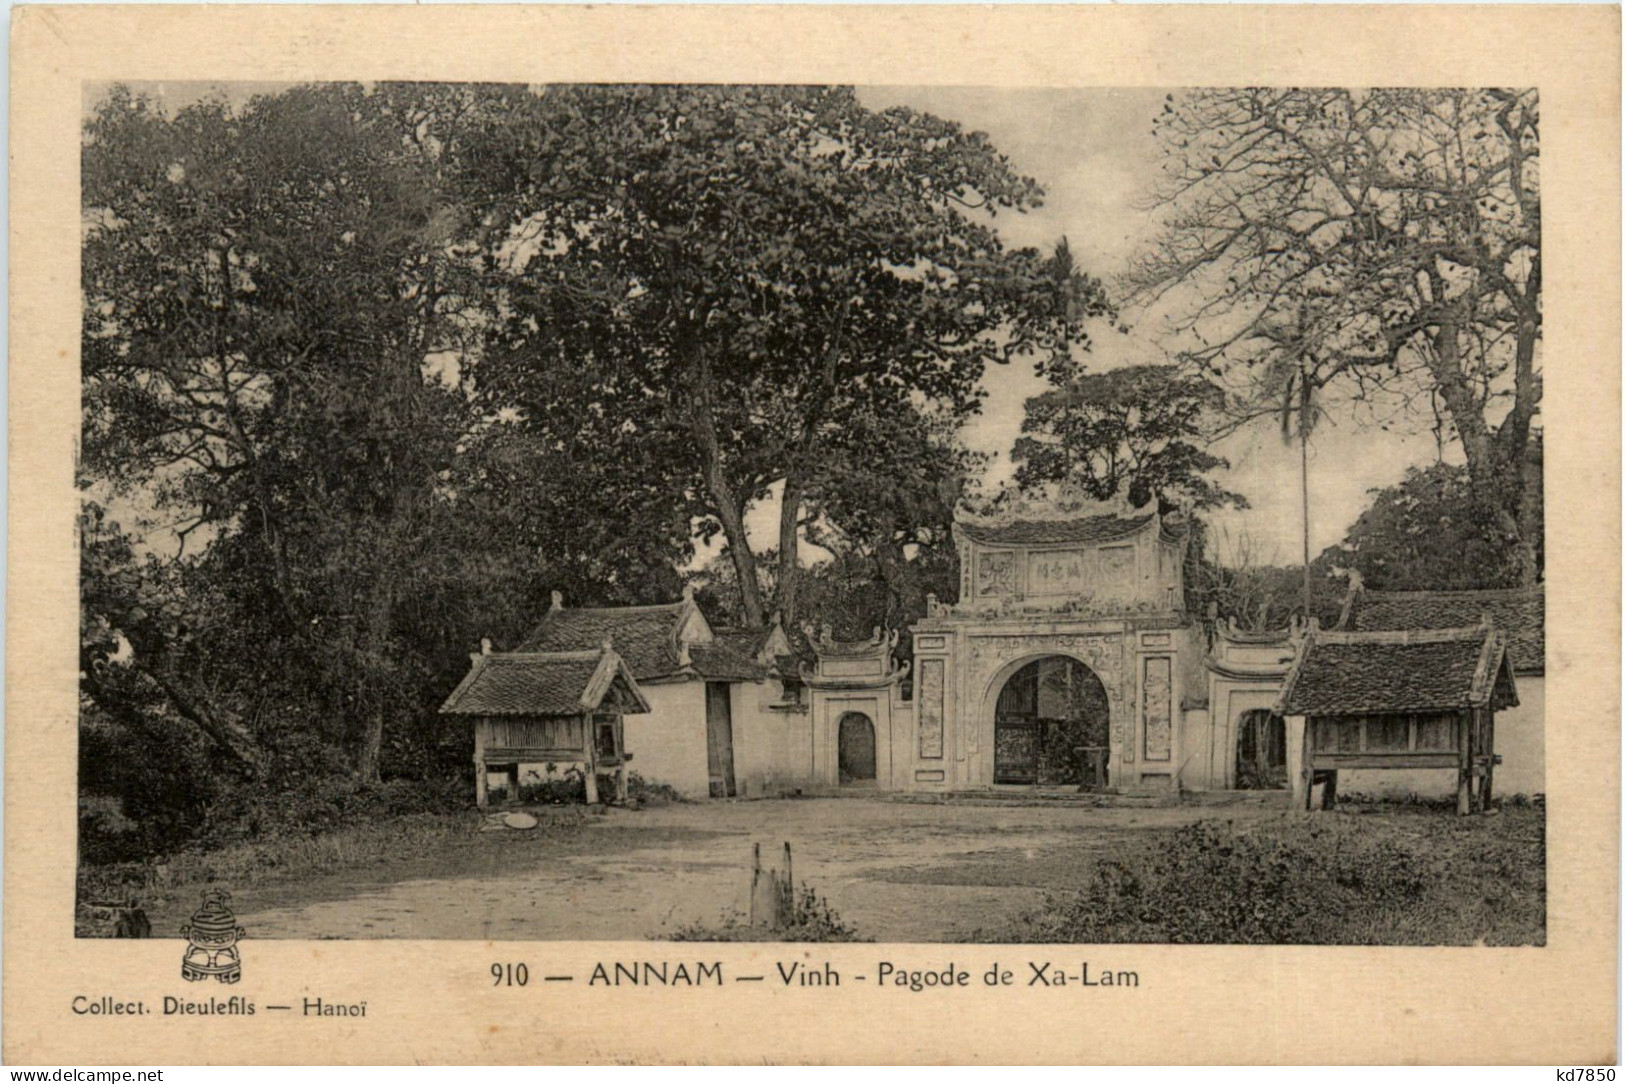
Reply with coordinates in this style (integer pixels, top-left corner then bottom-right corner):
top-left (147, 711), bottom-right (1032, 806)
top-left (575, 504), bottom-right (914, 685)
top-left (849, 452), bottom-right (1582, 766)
top-left (1255, 309), bottom-right (1324, 618)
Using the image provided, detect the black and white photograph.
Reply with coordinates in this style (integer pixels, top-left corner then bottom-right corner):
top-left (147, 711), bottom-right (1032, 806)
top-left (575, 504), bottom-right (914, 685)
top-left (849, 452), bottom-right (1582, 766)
top-left (77, 80), bottom-right (1548, 948)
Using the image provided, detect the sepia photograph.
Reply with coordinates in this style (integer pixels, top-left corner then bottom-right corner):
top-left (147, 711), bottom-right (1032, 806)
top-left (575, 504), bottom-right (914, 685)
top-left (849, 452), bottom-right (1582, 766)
top-left (74, 80), bottom-right (1550, 948)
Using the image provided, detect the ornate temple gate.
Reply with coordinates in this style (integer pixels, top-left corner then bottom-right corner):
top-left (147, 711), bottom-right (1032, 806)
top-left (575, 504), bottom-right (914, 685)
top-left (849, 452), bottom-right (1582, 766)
top-left (965, 631), bottom-right (1135, 788)
top-left (899, 498), bottom-right (1202, 793)
top-left (792, 498), bottom-right (1205, 794)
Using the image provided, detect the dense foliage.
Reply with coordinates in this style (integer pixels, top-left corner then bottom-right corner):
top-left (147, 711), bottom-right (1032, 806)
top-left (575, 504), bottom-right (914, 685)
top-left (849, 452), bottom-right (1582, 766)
top-left (1014, 364), bottom-right (1245, 512)
top-left (1000, 806), bottom-right (1545, 945)
top-left (1322, 439), bottom-right (1545, 590)
top-left (77, 82), bottom-right (1104, 864)
top-left (464, 84), bottom-right (1106, 626)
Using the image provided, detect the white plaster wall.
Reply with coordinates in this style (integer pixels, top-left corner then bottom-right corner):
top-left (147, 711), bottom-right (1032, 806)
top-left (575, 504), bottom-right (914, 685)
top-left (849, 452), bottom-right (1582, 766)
top-left (778, 696), bottom-right (816, 788)
top-left (892, 701), bottom-right (928, 789)
top-left (728, 681), bottom-right (799, 798)
top-left (1178, 707), bottom-right (1212, 789)
top-left (1285, 714), bottom-right (1306, 807)
top-left (1497, 678), bottom-right (1545, 796)
top-left (1338, 678), bottom-right (1545, 800)
top-left (622, 681), bottom-right (711, 799)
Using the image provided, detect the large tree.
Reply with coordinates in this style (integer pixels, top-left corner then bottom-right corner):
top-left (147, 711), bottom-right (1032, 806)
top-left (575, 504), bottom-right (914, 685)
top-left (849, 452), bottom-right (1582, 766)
top-left (1128, 88), bottom-right (1541, 582)
top-left (83, 83), bottom-right (497, 781)
top-left (802, 406), bottom-right (978, 633)
top-left (1012, 364), bottom-right (1246, 512)
top-left (80, 82), bottom-right (695, 787)
top-left (464, 85), bottom-right (1106, 627)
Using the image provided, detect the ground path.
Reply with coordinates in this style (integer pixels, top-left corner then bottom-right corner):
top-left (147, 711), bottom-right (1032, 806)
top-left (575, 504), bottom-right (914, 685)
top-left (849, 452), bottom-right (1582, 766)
top-left (221, 795), bottom-right (1283, 942)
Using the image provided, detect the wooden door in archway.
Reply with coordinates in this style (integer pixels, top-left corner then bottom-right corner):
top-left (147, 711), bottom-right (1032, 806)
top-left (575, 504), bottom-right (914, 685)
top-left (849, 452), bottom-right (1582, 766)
top-left (994, 656), bottom-right (1110, 787)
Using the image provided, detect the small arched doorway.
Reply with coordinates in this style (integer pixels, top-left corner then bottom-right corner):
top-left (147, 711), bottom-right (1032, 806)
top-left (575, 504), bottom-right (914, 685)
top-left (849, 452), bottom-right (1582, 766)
top-left (994, 656), bottom-right (1110, 788)
top-left (1235, 709), bottom-right (1287, 789)
top-left (837, 712), bottom-right (877, 786)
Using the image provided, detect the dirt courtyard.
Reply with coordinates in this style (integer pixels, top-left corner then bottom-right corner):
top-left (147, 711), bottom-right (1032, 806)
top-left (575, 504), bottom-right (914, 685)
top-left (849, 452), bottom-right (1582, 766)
top-left (219, 795), bottom-right (1284, 942)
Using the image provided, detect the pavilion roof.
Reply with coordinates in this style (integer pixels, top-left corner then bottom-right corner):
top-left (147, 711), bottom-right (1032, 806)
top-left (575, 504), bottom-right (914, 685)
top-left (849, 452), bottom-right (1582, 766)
top-left (440, 646), bottom-right (650, 717)
top-left (1276, 625), bottom-right (1517, 717)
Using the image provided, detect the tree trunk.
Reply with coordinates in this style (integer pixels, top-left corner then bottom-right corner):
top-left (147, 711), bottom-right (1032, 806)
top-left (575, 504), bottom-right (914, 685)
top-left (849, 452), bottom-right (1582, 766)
top-left (1426, 313), bottom-right (1535, 583)
top-left (689, 349), bottom-right (767, 628)
top-left (1496, 306), bottom-right (1543, 586)
top-left (872, 530), bottom-right (908, 630)
top-left (356, 709), bottom-right (384, 784)
top-left (1299, 373), bottom-right (1312, 617)
top-left (353, 575), bottom-right (396, 784)
top-left (120, 666), bottom-right (264, 775)
top-left (774, 473), bottom-right (805, 628)
top-left (712, 485), bottom-right (766, 629)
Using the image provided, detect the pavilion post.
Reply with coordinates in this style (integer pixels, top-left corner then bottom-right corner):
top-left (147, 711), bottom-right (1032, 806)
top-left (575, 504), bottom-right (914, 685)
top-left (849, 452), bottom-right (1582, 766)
top-left (583, 714), bottom-right (600, 804)
top-left (1456, 711), bottom-right (1471, 816)
top-left (1299, 716), bottom-right (1316, 811)
top-left (473, 718), bottom-right (488, 808)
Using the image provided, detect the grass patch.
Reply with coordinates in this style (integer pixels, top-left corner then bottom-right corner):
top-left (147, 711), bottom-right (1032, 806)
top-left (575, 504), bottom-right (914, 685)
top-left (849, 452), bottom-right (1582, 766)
top-left (77, 806), bottom-right (588, 936)
top-left (981, 801), bottom-right (1545, 945)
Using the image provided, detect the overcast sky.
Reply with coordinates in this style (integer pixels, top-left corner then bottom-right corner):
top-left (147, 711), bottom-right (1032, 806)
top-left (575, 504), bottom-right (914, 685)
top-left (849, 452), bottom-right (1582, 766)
top-left (855, 86), bottom-right (1453, 565)
top-left (94, 81), bottom-right (1454, 568)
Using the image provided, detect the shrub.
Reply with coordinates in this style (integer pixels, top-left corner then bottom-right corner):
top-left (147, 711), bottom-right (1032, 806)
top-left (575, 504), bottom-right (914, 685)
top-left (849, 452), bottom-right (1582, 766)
top-left (77, 808), bottom-right (495, 933)
top-left (997, 811), bottom-right (1540, 945)
top-left (516, 766), bottom-right (586, 805)
top-left (669, 884), bottom-right (867, 942)
top-left (191, 774), bottom-right (469, 851)
top-left (626, 772), bottom-right (688, 807)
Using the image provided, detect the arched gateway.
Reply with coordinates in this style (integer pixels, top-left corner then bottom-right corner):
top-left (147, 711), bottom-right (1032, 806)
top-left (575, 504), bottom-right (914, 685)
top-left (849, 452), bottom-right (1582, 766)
top-left (992, 656), bottom-right (1110, 788)
top-left (904, 495), bottom-right (1201, 792)
top-left (801, 496), bottom-right (1213, 793)
top-left (837, 712), bottom-right (878, 784)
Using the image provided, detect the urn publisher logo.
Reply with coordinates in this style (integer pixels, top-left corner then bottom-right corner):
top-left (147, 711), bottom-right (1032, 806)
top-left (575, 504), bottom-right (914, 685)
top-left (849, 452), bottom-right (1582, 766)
top-left (179, 889), bottom-right (244, 984)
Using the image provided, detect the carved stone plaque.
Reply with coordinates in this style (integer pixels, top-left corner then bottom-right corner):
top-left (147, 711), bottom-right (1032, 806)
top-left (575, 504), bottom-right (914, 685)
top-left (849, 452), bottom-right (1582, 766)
top-left (1142, 655), bottom-right (1172, 762)
top-left (976, 551), bottom-right (1017, 596)
top-left (1027, 549), bottom-right (1088, 596)
top-left (917, 658), bottom-right (945, 759)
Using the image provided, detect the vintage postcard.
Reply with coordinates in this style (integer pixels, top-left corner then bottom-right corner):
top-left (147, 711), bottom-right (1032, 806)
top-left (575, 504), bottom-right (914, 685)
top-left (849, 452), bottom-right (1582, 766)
top-left (7, 3), bottom-right (1620, 1066)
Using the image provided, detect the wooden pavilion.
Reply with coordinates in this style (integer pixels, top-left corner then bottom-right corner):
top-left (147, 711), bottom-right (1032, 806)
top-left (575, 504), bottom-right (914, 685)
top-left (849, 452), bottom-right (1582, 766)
top-left (1275, 622), bottom-right (1518, 814)
top-left (440, 638), bottom-right (650, 806)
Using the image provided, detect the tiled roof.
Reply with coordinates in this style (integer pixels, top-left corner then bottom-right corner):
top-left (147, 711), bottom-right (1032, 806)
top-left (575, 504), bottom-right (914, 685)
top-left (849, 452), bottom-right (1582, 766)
top-left (518, 603), bottom-right (687, 679)
top-left (440, 648), bottom-right (649, 716)
top-left (689, 628), bottom-right (769, 682)
top-left (517, 604), bottom-right (771, 682)
top-left (956, 512), bottom-right (1157, 547)
top-left (1277, 626), bottom-right (1517, 717)
top-left (1348, 586), bottom-right (1545, 675)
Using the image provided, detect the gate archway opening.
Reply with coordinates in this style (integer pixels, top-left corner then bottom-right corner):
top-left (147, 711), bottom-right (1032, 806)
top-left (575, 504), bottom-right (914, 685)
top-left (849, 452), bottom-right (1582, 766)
top-left (1235, 709), bottom-right (1287, 789)
top-left (994, 656), bottom-right (1110, 788)
top-left (837, 712), bottom-right (877, 786)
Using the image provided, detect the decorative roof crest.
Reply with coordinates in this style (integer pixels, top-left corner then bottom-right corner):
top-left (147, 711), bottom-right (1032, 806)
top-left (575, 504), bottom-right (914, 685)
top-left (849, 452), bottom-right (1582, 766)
top-left (801, 623), bottom-right (899, 659)
top-left (954, 484), bottom-right (1140, 530)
